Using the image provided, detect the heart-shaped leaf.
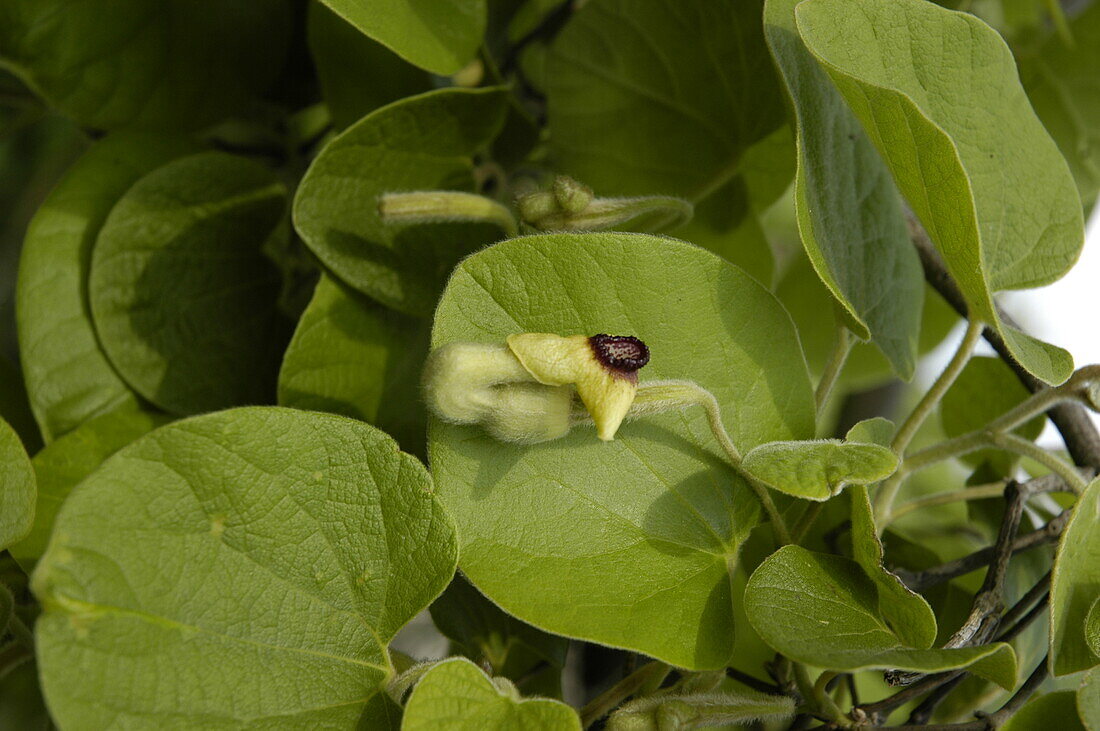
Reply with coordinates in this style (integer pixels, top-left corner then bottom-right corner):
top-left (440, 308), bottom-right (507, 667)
top-left (796, 0), bottom-right (1084, 385)
top-left (764, 0), bottom-right (922, 378)
top-left (0, 1), bottom-right (291, 130)
top-left (742, 440), bottom-right (898, 501)
top-left (1051, 477), bottom-right (1100, 675)
top-left (402, 657), bottom-right (580, 730)
top-left (16, 132), bottom-right (200, 441)
top-left (278, 273), bottom-right (430, 455)
top-left (89, 151), bottom-right (288, 415)
top-left (429, 232), bottom-right (814, 669)
top-left (0, 417), bottom-right (34, 550)
top-left (316, 0), bottom-right (486, 76)
top-left (8, 406), bottom-right (167, 572)
top-left (34, 407), bottom-right (457, 728)
top-left (745, 545), bottom-right (1017, 688)
top-left (545, 0), bottom-right (785, 200)
top-left (293, 88), bottom-right (510, 316)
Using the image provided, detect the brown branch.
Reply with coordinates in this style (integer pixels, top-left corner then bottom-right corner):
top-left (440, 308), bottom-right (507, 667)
top-left (910, 216), bottom-right (1100, 471)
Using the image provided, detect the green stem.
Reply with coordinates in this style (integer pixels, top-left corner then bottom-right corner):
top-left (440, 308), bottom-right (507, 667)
top-left (630, 380), bottom-right (793, 544)
top-left (1044, 0), bottom-right (1074, 47)
top-left (987, 364), bottom-right (1100, 433)
top-left (989, 432), bottom-right (1089, 494)
top-left (580, 661), bottom-right (669, 729)
top-left (900, 431), bottom-right (990, 476)
top-left (884, 482), bottom-right (1007, 526)
top-left (7, 613), bottom-right (33, 650)
top-left (875, 320), bottom-right (983, 521)
top-left (791, 502), bottom-right (824, 544)
top-left (378, 191), bottom-right (518, 236)
top-left (812, 671), bottom-right (852, 728)
top-left (815, 324), bottom-right (853, 420)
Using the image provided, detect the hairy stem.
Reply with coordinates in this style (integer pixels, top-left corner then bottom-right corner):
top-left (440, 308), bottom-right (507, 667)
top-left (580, 661), bottom-right (670, 729)
top-left (815, 325), bottom-right (853, 419)
top-left (875, 320), bottom-right (984, 521)
top-left (988, 432), bottom-right (1089, 493)
top-left (884, 482), bottom-right (1007, 526)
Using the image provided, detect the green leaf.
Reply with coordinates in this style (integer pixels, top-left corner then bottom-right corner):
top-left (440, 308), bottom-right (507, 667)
top-left (8, 406), bottom-right (167, 572)
top-left (0, 583), bottom-right (11, 637)
top-left (0, 417), bottom-right (34, 550)
top-left (1051, 477), bottom-right (1100, 675)
top-left (293, 88), bottom-right (510, 317)
top-left (745, 545), bottom-right (1017, 688)
top-left (316, 0), bottom-right (486, 75)
top-left (607, 690), bottom-right (796, 730)
top-left (430, 573), bottom-right (568, 697)
top-left (1002, 690), bottom-right (1084, 731)
top-left (545, 0), bottom-right (785, 200)
top-left (1081, 667), bottom-right (1100, 731)
top-left (850, 485), bottom-right (937, 649)
top-left (1088, 597), bottom-right (1100, 658)
top-left (429, 232), bottom-right (814, 669)
top-left (278, 273), bottom-right (430, 456)
top-left (0, 1), bottom-right (291, 131)
top-left (0, 355), bottom-right (41, 454)
top-left (34, 407), bottom-right (457, 728)
top-left (0, 661), bottom-right (51, 731)
top-left (308, 3), bottom-right (432, 131)
top-left (1020, 0), bottom-right (1100, 204)
top-left (401, 657), bottom-right (580, 730)
top-left (845, 417), bottom-right (895, 448)
top-left (774, 255), bottom-right (958, 387)
top-left (17, 132), bottom-right (200, 441)
top-left (795, 0), bottom-right (1083, 385)
top-left (675, 179), bottom-right (775, 284)
top-left (764, 0), bottom-right (922, 378)
top-left (89, 151), bottom-right (288, 415)
top-left (742, 440), bottom-right (898, 501)
top-left (941, 356), bottom-right (1048, 474)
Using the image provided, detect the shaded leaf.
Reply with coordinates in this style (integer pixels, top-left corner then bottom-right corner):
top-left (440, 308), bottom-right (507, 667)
top-left (17, 132), bottom-right (200, 441)
top-left (307, 3), bottom-right (432, 131)
top-left (845, 417), bottom-right (895, 448)
top-left (34, 407), bottom-right (456, 727)
top-left (90, 151), bottom-right (288, 415)
top-left (742, 439), bottom-right (898, 501)
top-left (745, 545), bottom-right (1017, 688)
top-left (0, 356), bottom-right (40, 454)
top-left (430, 232), bottom-right (814, 669)
top-left (8, 406), bottom-right (167, 572)
top-left (402, 657), bottom-right (580, 730)
top-left (0, 1), bottom-right (291, 130)
top-left (941, 357), bottom-right (1046, 474)
top-left (1081, 667), bottom-right (1100, 731)
top-left (545, 0), bottom-right (785, 200)
top-left (278, 273), bottom-right (430, 455)
top-left (1002, 690), bottom-right (1083, 731)
top-left (850, 485), bottom-right (937, 649)
top-left (1020, 1), bottom-right (1100, 204)
top-left (1051, 477), bottom-right (1100, 675)
top-left (293, 88), bottom-right (510, 316)
top-left (430, 573), bottom-right (568, 697)
top-left (316, 0), bottom-right (486, 75)
top-left (796, 0), bottom-right (1083, 384)
top-left (0, 417), bottom-right (34, 550)
top-left (764, 0), bottom-right (922, 378)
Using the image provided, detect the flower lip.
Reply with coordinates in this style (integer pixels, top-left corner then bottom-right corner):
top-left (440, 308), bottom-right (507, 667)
top-left (588, 334), bottom-right (650, 374)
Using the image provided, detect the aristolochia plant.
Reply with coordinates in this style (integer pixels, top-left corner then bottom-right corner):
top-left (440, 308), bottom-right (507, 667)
top-left (0, 0), bottom-right (1098, 728)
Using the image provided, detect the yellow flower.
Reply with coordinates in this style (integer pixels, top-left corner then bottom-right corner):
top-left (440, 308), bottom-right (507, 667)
top-left (507, 333), bottom-right (650, 441)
